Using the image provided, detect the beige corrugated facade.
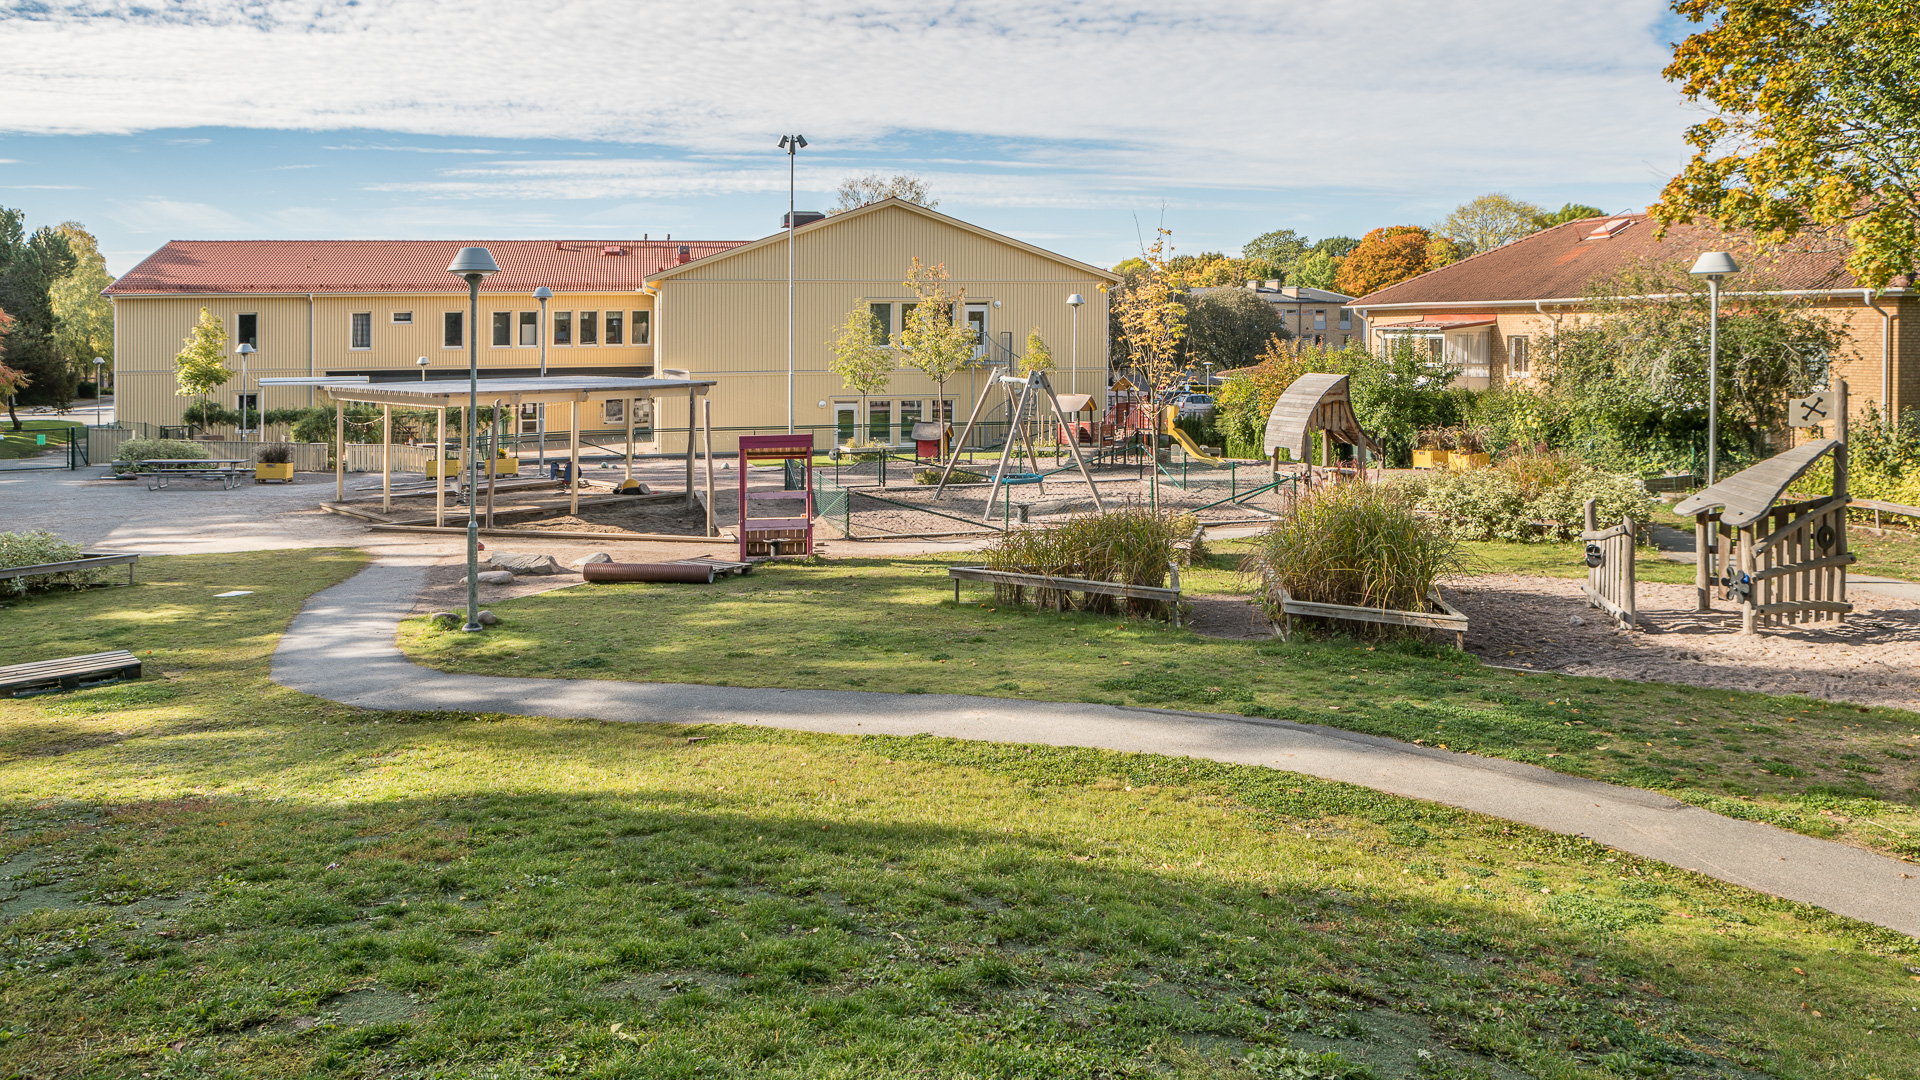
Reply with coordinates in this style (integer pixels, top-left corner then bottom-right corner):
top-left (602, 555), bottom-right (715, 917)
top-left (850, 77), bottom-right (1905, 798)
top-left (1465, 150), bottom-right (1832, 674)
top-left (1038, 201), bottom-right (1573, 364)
top-left (108, 200), bottom-right (1117, 453)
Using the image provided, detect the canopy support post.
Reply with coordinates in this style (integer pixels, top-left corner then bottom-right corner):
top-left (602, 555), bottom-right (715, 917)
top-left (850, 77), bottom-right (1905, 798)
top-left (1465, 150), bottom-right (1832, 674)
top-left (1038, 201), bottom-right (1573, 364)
top-left (703, 397), bottom-right (717, 537)
top-left (569, 397), bottom-right (582, 518)
top-left (685, 387), bottom-right (697, 508)
top-left (435, 407), bottom-right (447, 528)
top-left (334, 398), bottom-right (344, 502)
top-left (381, 404), bottom-right (392, 513)
top-left (625, 397), bottom-right (635, 484)
top-left (486, 399), bottom-right (501, 530)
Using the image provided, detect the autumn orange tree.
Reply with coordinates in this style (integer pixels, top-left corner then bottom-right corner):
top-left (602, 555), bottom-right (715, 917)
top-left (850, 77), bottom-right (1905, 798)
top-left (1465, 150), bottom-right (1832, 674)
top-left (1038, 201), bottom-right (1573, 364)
top-left (1652, 0), bottom-right (1920, 288)
top-left (1112, 229), bottom-right (1188, 398)
top-left (1334, 226), bottom-right (1434, 297)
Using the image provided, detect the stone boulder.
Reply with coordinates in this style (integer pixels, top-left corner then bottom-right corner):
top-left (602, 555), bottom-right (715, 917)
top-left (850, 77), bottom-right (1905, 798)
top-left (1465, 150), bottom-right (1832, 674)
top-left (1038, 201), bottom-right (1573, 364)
top-left (491, 552), bottom-right (563, 576)
top-left (460, 569), bottom-right (517, 586)
top-left (570, 552), bottom-right (613, 569)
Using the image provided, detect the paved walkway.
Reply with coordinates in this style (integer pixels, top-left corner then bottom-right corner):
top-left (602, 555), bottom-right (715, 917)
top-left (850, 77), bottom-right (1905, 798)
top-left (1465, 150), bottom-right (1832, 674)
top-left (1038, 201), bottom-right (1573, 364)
top-left (275, 558), bottom-right (1920, 938)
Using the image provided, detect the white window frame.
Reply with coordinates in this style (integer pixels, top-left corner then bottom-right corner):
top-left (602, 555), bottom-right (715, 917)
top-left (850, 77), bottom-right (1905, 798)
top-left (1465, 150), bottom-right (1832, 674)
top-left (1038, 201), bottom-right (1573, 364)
top-left (579, 310), bottom-right (598, 346)
top-left (553, 311), bottom-right (573, 347)
top-left (392, 311), bottom-right (414, 325)
top-left (492, 312), bottom-right (512, 348)
top-left (350, 312), bottom-right (372, 350)
top-left (1338, 308), bottom-right (1351, 330)
top-left (1508, 334), bottom-right (1529, 376)
top-left (633, 310), bottom-right (650, 346)
top-left (519, 311), bottom-right (538, 347)
top-left (443, 311), bottom-right (463, 349)
top-left (605, 310), bottom-right (625, 346)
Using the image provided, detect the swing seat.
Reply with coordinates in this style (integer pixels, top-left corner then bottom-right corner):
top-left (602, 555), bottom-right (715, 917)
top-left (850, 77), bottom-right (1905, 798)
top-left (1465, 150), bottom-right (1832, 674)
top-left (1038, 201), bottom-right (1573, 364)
top-left (1000, 473), bottom-right (1043, 486)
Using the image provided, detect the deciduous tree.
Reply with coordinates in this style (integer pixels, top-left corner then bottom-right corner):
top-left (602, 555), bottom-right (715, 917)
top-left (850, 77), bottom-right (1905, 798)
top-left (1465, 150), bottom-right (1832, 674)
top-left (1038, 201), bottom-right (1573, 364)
top-left (897, 259), bottom-right (976, 452)
top-left (1290, 250), bottom-right (1342, 291)
top-left (1335, 226), bottom-right (1433, 297)
top-left (1531, 202), bottom-right (1608, 229)
top-left (51, 222), bottom-right (114, 379)
top-left (174, 307), bottom-right (231, 429)
top-left (0, 307), bottom-right (27, 430)
top-left (1112, 229), bottom-right (1187, 398)
top-left (826, 305), bottom-right (895, 445)
top-left (1436, 193), bottom-right (1545, 255)
top-left (1182, 288), bottom-right (1286, 371)
top-left (1652, 0), bottom-right (1920, 288)
top-left (830, 173), bottom-right (938, 215)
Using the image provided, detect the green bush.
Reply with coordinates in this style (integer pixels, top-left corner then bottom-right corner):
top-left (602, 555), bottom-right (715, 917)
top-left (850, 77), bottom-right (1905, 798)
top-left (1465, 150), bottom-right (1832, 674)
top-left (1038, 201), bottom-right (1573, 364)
top-left (181, 401), bottom-right (240, 429)
top-left (255, 442), bottom-right (294, 465)
top-left (0, 531), bottom-right (117, 595)
top-left (1405, 453), bottom-right (1659, 543)
top-left (916, 467), bottom-right (983, 484)
top-left (113, 439), bottom-right (209, 473)
top-left (982, 508), bottom-right (1199, 616)
top-left (1246, 481), bottom-right (1463, 615)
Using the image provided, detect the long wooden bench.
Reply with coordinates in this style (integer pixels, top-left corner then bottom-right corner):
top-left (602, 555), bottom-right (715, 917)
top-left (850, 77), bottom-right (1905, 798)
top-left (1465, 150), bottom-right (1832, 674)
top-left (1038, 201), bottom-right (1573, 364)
top-left (947, 565), bottom-right (1183, 626)
top-left (1, 650), bottom-right (143, 697)
top-left (0, 552), bottom-right (139, 587)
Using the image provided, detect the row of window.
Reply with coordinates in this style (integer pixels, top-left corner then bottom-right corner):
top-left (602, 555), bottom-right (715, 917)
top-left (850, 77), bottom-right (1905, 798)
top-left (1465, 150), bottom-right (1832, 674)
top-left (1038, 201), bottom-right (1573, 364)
top-left (865, 302), bottom-right (990, 347)
top-left (237, 311), bottom-right (653, 352)
top-left (1285, 309), bottom-right (1351, 332)
top-left (833, 398), bottom-right (958, 445)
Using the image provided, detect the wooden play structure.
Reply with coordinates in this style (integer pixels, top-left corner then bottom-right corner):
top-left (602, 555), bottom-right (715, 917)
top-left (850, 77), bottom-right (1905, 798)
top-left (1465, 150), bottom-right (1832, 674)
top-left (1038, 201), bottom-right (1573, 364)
top-left (1581, 498), bottom-right (1637, 628)
top-left (936, 370), bottom-right (1105, 522)
top-left (1262, 373), bottom-right (1381, 480)
top-left (737, 433), bottom-right (815, 561)
top-left (1673, 381), bottom-right (1854, 634)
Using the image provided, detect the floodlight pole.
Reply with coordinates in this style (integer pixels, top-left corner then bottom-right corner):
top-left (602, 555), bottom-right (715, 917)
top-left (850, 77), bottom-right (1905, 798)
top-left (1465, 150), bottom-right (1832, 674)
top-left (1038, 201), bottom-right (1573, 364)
top-left (1067, 293), bottom-right (1084, 394)
top-left (779, 133), bottom-right (807, 434)
top-left (447, 246), bottom-right (501, 633)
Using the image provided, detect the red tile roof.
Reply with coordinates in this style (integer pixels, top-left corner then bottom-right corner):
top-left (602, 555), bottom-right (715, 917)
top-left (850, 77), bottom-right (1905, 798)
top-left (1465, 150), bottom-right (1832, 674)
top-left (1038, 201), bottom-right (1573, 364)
top-left (1350, 214), bottom-right (1904, 308)
top-left (105, 239), bottom-right (751, 297)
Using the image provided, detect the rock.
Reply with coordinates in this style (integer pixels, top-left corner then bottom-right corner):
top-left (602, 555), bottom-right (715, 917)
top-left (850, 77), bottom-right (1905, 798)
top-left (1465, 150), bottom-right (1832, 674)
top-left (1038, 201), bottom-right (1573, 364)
top-left (571, 552), bottom-right (613, 569)
top-left (1569, 615), bottom-right (1585, 626)
top-left (477, 609), bottom-right (499, 626)
top-left (460, 569), bottom-right (516, 586)
top-left (491, 552), bottom-right (562, 575)
top-left (427, 611), bottom-right (459, 629)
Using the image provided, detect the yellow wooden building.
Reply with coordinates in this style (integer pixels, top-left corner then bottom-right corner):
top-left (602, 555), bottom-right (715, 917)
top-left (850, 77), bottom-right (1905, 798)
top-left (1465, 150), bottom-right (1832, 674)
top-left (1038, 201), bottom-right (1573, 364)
top-left (105, 199), bottom-right (1117, 454)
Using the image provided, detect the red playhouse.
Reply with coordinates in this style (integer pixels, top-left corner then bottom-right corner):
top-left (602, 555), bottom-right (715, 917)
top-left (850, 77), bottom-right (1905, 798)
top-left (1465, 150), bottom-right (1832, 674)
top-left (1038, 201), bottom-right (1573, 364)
top-left (737, 434), bottom-right (815, 562)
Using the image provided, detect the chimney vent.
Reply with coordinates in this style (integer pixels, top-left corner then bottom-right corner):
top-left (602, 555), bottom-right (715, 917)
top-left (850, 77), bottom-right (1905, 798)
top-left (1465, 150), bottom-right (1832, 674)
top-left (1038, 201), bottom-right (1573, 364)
top-left (602, 245), bottom-right (626, 256)
top-left (676, 244), bottom-right (692, 265)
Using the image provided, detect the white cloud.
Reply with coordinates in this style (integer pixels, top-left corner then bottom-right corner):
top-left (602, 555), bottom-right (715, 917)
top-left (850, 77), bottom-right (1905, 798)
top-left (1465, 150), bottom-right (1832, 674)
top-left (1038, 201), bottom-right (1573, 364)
top-left (110, 197), bottom-right (252, 233)
top-left (0, 0), bottom-right (1692, 195)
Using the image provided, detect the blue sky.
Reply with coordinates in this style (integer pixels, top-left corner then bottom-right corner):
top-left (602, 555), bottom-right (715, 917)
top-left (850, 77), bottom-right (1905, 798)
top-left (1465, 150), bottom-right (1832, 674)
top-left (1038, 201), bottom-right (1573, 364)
top-left (0, 1), bottom-right (1701, 276)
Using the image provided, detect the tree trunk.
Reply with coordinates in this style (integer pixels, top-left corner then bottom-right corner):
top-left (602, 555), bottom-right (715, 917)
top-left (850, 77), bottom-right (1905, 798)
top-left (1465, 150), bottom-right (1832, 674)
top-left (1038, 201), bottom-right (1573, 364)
top-left (6, 395), bottom-right (20, 432)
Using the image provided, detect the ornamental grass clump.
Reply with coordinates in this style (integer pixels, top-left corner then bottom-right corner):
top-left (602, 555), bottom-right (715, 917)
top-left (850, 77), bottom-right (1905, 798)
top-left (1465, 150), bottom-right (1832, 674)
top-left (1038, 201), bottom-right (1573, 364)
top-left (983, 507), bottom-right (1199, 616)
top-left (1247, 481), bottom-right (1463, 615)
top-left (1407, 451), bottom-right (1659, 543)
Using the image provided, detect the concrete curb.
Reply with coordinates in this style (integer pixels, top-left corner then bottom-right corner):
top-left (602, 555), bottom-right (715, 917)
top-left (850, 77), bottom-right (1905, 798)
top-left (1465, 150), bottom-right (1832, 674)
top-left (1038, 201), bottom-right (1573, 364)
top-left (273, 559), bottom-right (1920, 938)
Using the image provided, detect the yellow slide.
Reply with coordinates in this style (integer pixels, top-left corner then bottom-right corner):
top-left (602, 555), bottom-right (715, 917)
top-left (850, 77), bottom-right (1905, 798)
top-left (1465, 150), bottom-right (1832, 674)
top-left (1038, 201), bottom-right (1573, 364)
top-left (1161, 405), bottom-right (1227, 464)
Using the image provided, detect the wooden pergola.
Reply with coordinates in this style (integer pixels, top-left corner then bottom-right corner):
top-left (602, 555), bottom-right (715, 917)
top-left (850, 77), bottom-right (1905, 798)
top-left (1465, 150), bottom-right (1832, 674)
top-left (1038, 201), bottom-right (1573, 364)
top-left (264, 374), bottom-right (716, 528)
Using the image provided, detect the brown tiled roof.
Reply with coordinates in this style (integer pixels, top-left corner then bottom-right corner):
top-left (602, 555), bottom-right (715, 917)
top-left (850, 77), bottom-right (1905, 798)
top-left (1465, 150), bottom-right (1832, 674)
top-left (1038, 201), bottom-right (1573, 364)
top-left (1349, 214), bottom-right (1894, 307)
top-left (105, 239), bottom-right (750, 297)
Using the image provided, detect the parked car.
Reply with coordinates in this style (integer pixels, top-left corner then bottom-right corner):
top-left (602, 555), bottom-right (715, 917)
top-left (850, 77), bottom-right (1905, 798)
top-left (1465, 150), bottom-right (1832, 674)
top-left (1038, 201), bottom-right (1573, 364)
top-left (1177, 393), bottom-right (1215, 418)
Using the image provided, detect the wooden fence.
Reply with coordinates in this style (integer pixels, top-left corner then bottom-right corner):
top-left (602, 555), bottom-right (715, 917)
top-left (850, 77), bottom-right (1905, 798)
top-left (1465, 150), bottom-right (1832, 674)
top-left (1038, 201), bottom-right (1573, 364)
top-left (1740, 494), bottom-right (1853, 632)
top-left (340, 443), bottom-right (435, 474)
top-left (1580, 499), bottom-right (1636, 628)
top-left (89, 428), bottom-right (331, 473)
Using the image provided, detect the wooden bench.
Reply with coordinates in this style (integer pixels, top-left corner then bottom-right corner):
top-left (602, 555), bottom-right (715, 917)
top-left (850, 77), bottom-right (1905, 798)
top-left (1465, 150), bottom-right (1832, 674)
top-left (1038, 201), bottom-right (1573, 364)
top-left (0, 552), bottom-right (139, 588)
top-left (1, 650), bottom-right (143, 697)
top-left (948, 564), bottom-right (1183, 626)
top-left (138, 459), bottom-right (252, 491)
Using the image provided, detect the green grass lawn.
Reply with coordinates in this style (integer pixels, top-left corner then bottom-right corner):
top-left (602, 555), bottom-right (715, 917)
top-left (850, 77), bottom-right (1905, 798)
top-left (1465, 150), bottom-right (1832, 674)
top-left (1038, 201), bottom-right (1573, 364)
top-left (0, 418), bottom-right (83, 460)
top-left (401, 552), bottom-right (1920, 867)
top-left (3, 552), bottom-right (1918, 1078)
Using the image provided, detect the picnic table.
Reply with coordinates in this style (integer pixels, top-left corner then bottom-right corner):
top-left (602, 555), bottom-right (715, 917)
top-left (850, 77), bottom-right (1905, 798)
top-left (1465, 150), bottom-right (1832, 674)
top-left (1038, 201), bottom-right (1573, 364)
top-left (139, 459), bottom-right (253, 490)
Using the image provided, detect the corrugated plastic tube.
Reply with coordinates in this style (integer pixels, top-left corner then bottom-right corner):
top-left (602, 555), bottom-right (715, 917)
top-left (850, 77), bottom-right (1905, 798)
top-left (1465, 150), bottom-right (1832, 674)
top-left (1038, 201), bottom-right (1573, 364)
top-left (582, 562), bottom-right (715, 584)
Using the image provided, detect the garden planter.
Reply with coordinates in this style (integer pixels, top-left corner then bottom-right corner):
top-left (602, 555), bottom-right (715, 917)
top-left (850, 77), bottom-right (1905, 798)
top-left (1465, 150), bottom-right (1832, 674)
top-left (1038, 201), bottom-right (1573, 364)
top-left (1446, 452), bottom-right (1490, 471)
top-left (1412, 449), bottom-right (1449, 470)
top-left (253, 462), bottom-right (295, 483)
top-left (1270, 587), bottom-right (1468, 649)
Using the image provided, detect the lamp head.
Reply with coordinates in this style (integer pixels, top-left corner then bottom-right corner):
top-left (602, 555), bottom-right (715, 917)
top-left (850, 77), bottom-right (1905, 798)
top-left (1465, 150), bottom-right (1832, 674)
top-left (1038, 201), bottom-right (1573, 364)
top-left (446, 246), bottom-right (501, 279)
top-left (1689, 251), bottom-right (1739, 278)
top-left (234, 343), bottom-right (256, 356)
top-left (1066, 293), bottom-right (1085, 307)
top-left (533, 286), bottom-right (553, 301)
top-left (417, 356), bottom-right (430, 367)
top-left (93, 356), bottom-right (104, 365)
top-left (778, 134), bottom-right (807, 151)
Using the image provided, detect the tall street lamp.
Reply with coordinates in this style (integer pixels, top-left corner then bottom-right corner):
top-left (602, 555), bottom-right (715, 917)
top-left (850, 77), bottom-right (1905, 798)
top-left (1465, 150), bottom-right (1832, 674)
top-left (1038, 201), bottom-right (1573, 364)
top-left (234, 343), bottom-right (255, 443)
top-left (92, 357), bottom-right (106, 419)
top-left (534, 286), bottom-right (552, 469)
top-left (1689, 251), bottom-right (1739, 486)
top-left (778, 133), bottom-right (807, 433)
top-left (1066, 293), bottom-right (1084, 394)
top-left (447, 246), bottom-right (501, 633)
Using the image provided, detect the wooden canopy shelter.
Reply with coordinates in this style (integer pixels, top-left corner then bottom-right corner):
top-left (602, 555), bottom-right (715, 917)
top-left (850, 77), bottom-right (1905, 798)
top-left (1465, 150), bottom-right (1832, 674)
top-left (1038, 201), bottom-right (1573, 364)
top-left (1262, 373), bottom-right (1381, 475)
top-left (1673, 404), bottom-right (1853, 633)
top-left (266, 374), bottom-right (716, 530)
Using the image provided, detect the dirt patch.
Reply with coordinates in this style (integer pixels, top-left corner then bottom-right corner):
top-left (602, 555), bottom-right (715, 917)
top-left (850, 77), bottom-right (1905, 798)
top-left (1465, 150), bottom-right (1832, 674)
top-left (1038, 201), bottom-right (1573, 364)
top-left (1186, 594), bottom-right (1276, 640)
top-left (522, 497), bottom-right (713, 536)
top-left (1446, 574), bottom-right (1920, 712)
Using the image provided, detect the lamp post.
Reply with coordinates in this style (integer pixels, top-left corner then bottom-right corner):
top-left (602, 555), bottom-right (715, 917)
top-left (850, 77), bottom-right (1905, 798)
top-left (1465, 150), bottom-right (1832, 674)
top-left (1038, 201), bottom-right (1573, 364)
top-left (417, 356), bottom-right (430, 382)
top-left (778, 133), bottom-right (807, 433)
top-left (1689, 251), bottom-right (1740, 486)
top-left (234, 343), bottom-right (255, 442)
top-left (92, 357), bottom-right (106, 419)
top-left (1066, 293), bottom-right (1084, 394)
top-left (534, 286), bottom-right (552, 468)
top-left (447, 246), bottom-right (501, 633)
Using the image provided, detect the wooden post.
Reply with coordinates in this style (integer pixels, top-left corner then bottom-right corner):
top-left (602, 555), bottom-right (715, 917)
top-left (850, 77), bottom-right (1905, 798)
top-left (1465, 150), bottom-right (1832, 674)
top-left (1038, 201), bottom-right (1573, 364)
top-left (435, 407), bottom-right (446, 528)
top-left (1621, 514), bottom-right (1637, 625)
top-left (334, 398), bottom-right (345, 502)
top-left (625, 396), bottom-right (636, 484)
top-left (685, 387), bottom-right (697, 509)
top-left (569, 398), bottom-right (582, 518)
top-left (1694, 513), bottom-right (1711, 612)
top-left (1739, 526), bottom-right (1757, 634)
top-left (380, 404), bottom-right (392, 513)
top-left (485, 399), bottom-right (501, 530)
top-left (1168, 560), bottom-right (1181, 629)
top-left (1583, 497), bottom-right (1597, 535)
top-left (702, 397), bottom-right (717, 538)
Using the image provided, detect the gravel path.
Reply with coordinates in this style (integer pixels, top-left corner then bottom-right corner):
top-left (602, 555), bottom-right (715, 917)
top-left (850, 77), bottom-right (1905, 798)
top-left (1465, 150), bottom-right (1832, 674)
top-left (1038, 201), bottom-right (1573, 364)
top-left (271, 557), bottom-right (1920, 938)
